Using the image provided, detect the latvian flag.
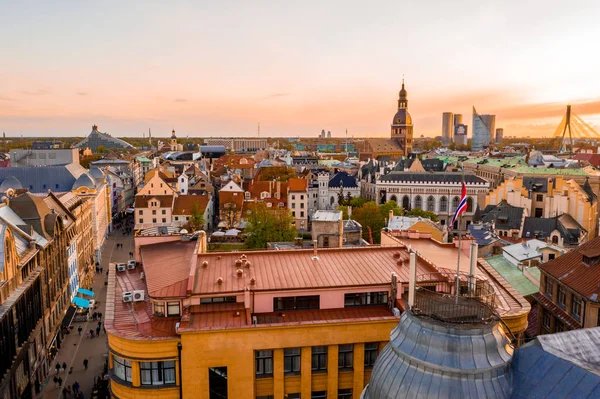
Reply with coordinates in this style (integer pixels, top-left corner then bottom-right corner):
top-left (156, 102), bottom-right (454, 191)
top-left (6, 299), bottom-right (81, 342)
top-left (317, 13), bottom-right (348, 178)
top-left (450, 182), bottom-right (467, 227)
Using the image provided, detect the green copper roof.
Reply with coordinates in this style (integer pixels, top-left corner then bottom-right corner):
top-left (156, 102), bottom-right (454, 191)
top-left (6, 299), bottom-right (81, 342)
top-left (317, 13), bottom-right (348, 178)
top-left (486, 255), bottom-right (539, 296)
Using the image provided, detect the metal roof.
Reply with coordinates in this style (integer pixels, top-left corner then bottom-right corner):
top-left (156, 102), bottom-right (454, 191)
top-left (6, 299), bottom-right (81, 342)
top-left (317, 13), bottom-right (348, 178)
top-left (312, 210), bottom-right (341, 222)
top-left (0, 163), bottom-right (88, 193)
top-left (379, 171), bottom-right (488, 185)
top-left (486, 256), bottom-right (539, 296)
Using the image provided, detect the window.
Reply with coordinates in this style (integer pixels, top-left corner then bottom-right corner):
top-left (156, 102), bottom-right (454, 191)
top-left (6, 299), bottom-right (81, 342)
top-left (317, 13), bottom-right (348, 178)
top-left (152, 210), bottom-right (157, 215)
top-left (139, 210), bottom-right (143, 215)
top-left (300, 203), bottom-right (304, 209)
top-left (542, 311), bottom-right (551, 332)
top-left (292, 203), bottom-right (296, 209)
top-left (426, 196), bottom-right (435, 212)
top-left (287, 394), bottom-right (300, 399)
top-left (466, 197), bottom-right (474, 212)
top-left (292, 211), bottom-right (296, 217)
top-left (338, 344), bottom-right (353, 370)
top-left (274, 296), bottom-right (319, 311)
top-left (557, 286), bottom-right (566, 309)
top-left (140, 361), bottom-right (176, 385)
top-left (344, 292), bottom-right (388, 307)
top-left (153, 302), bottom-right (165, 316)
top-left (255, 350), bottom-right (273, 377)
top-left (113, 356), bottom-right (132, 383)
top-left (549, 253), bottom-right (556, 260)
top-left (292, 195), bottom-right (295, 200)
top-left (338, 389), bottom-right (353, 399)
top-left (536, 194), bottom-right (543, 202)
top-left (174, 216), bottom-right (179, 221)
top-left (555, 322), bottom-right (565, 332)
top-left (152, 218), bottom-right (157, 223)
top-left (414, 195), bottom-right (422, 209)
top-left (139, 218), bottom-right (143, 224)
top-left (439, 196), bottom-right (448, 213)
top-left (300, 211), bottom-right (304, 217)
top-left (452, 196), bottom-right (460, 211)
top-left (300, 195), bottom-right (304, 200)
top-left (571, 296), bottom-right (581, 320)
top-left (364, 343), bottom-right (379, 368)
top-left (200, 296), bottom-right (237, 304)
top-left (535, 208), bottom-right (543, 218)
top-left (311, 392), bottom-right (327, 399)
top-left (311, 346), bottom-right (327, 372)
top-left (544, 278), bottom-right (553, 299)
top-left (162, 218), bottom-right (166, 223)
top-left (284, 348), bottom-right (301, 375)
top-left (167, 302), bottom-right (180, 316)
top-left (162, 209), bottom-right (166, 215)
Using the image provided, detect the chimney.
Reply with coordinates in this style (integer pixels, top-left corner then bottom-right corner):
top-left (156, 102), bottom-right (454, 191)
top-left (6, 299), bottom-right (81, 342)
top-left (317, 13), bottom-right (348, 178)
top-left (339, 215), bottom-right (344, 248)
top-left (198, 231), bottom-right (207, 253)
top-left (469, 242), bottom-right (478, 293)
top-left (391, 272), bottom-right (398, 306)
top-left (408, 252), bottom-right (416, 309)
top-left (389, 209), bottom-right (394, 226)
top-left (312, 239), bottom-right (319, 259)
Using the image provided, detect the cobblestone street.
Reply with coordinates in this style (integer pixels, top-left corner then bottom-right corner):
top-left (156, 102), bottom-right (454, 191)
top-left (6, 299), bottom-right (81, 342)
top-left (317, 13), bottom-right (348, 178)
top-left (40, 231), bottom-right (134, 399)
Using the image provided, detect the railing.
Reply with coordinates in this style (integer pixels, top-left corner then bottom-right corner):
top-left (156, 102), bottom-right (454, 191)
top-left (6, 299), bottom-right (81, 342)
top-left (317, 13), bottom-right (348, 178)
top-left (412, 272), bottom-right (497, 324)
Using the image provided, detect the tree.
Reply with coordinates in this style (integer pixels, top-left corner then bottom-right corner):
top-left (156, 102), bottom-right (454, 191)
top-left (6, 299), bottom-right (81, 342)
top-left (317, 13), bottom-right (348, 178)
top-left (183, 202), bottom-right (206, 232)
top-left (349, 196), bottom-right (367, 208)
top-left (379, 200), bottom-right (403, 219)
top-left (406, 208), bottom-right (439, 222)
top-left (244, 203), bottom-right (297, 249)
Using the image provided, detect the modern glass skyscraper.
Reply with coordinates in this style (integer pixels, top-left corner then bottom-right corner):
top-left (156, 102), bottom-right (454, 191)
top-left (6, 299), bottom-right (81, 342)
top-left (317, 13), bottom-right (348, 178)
top-left (471, 107), bottom-right (495, 151)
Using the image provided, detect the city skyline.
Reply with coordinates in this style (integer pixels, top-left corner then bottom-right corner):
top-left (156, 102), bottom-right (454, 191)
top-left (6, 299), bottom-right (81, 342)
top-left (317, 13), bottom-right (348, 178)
top-left (1, 1), bottom-right (600, 138)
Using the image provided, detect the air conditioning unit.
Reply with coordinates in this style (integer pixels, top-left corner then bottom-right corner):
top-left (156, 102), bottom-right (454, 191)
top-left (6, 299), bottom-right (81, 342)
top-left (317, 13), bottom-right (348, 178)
top-left (122, 292), bottom-right (133, 302)
top-left (127, 260), bottom-right (136, 270)
top-left (116, 263), bottom-right (127, 272)
top-left (133, 290), bottom-right (145, 302)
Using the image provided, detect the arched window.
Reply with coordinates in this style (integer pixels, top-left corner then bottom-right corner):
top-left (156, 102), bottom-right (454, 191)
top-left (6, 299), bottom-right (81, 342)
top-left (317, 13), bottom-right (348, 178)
top-left (426, 196), bottom-right (435, 212)
top-left (414, 195), bottom-right (423, 209)
top-left (402, 196), bottom-right (410, 210)
top-left (552, 235), bottom-right (559, 245)
top-left (330, 196), bottom-right (335, 206)
top-left (466, 197), bottom-right (474, 212)
top-left (452, 196), bottom-right (460, 211)
top-left (439, 196), bottom-right (448, 213)
top-left (389, 195), bottom-right (397, 203)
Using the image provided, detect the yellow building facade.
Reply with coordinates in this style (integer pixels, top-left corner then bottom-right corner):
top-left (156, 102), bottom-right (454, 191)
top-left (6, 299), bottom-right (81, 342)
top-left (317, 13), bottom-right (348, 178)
top-left (486, 176), bottom-right (598, 239)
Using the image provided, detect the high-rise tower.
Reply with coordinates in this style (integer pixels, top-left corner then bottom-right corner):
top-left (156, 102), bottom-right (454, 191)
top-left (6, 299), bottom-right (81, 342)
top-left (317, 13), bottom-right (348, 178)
top-left (390, 80), bottom-right (413, 156)
top-left (472, 107), bottom-right (495, 151)
top-left (442, 112), bottom-right (453, 146)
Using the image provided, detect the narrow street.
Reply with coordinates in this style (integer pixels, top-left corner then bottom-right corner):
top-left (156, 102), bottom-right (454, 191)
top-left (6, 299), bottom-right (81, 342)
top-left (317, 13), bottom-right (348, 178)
top-left (40, 231), bottom-right (134, 399)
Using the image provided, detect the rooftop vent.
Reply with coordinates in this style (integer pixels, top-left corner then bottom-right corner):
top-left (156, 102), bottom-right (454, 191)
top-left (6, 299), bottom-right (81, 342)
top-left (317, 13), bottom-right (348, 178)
top-left (202, 260), bottom-right (208, 268)
top-left (236, 269), bottom-right (243, 277)
top-left (250, 277), bottom-right (256, 285)
top-left (235, 259), bottom-right (242, 266)
top-left (245, 261), bottom-right (251, 268)
top-left (217, 277), bottom-right (223, 285)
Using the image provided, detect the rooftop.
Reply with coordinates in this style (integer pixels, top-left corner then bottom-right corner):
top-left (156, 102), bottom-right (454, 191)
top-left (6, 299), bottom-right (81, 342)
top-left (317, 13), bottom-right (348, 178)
top-left (486, 256), bottom-right (539, 297)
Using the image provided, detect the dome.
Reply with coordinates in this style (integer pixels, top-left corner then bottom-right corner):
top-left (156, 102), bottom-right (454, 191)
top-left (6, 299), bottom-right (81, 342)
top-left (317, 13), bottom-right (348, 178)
top-left (0, 176), bottom-right (23, 192)
top-left (362, 312), bottom-right (513, 399)
top-left (89, 167), bottom-right (105, 180)
top-left (72, 173), bottom-right (96, 190)
top-left (392, 108), bottom-right (412, 125)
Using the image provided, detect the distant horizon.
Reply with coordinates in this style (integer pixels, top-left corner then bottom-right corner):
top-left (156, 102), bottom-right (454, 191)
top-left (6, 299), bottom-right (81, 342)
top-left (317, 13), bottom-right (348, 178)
top-left (2, 1), bottom-right (600, 139)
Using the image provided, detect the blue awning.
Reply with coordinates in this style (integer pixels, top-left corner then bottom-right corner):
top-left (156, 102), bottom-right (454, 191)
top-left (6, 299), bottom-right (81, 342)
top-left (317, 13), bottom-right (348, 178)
top-left (72, 297), bottom-right (90, 309)
top-left (77, 288), bottom-right (95, 297)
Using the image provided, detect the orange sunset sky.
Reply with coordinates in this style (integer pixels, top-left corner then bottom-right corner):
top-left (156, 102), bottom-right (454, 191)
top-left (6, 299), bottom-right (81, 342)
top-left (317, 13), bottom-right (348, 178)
top-left (1, 1), bottom-right (599, 138)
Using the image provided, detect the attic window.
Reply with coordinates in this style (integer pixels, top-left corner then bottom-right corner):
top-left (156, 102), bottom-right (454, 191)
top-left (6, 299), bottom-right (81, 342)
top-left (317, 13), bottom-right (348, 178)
top-left (582, 255), bottom-right (600, 267)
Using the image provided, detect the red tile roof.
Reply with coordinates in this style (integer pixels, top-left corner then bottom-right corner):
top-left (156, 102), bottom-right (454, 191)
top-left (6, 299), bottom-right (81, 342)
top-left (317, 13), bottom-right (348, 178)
top-left (134, 195), bottom-right (174, 208)
top-left (172, 195), bottom-right (210, 215)
top-left (141, 241), bottom-right (196, 298)
top-left (105, 266), bottom-right (179, 340)
top-left (573, 153), bottom-right (600, 168)
top-left (538, 236), bottom-right (600, 300)
top-left (288, 178), bottom-right (308, 192)
top-left (189, 246), bottom-right (439, 295)
top-left (219, 191), bottom-right (244, 210)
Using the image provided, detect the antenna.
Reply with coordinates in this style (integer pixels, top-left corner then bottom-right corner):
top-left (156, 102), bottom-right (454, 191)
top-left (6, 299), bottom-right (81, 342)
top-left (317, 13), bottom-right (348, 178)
top-left (258, 122), bottom-right (260, 138)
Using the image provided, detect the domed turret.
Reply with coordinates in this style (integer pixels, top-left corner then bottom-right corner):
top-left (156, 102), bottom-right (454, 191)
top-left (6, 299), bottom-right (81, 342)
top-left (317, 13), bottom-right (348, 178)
top-left (0, 176), bottom-right (23, 192)
top-left (72, 173), bottom-right (96, 191)
top-left (89, 167), bottom-right (105, 181)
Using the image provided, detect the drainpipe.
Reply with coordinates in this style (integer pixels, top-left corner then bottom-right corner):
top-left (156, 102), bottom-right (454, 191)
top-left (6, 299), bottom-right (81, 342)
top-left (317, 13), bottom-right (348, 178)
top-left (177, 342), bottom-right (183, 399)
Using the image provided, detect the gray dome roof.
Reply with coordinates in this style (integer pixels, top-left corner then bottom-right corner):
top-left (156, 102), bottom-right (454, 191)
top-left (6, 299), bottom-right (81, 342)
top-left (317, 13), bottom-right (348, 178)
top-left (72, 173), bottom-right (96, 190)
top-left (89, 167), bottom-right (105, 180)
top-left (392, 108), bottom-right (412, 125)
top-left (362, 312), bottom-right (513, 399)
top-left (0, 176), bottom-right (23, 192)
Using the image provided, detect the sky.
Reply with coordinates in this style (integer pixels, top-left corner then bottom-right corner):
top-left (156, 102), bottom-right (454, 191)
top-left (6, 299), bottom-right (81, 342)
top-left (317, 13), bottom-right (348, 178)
top-left (1, 0), bottom-right (600, 139)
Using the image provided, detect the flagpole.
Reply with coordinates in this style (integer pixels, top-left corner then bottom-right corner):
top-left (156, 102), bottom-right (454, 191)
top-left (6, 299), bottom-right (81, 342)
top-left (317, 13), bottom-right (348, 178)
top-left (455, 166), bottom-right (465, 301)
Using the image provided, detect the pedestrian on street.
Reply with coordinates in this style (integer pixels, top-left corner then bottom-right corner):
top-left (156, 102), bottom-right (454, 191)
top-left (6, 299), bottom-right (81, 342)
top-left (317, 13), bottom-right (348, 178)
top-left (96, 326), bottom-right (101, 336)
top-left (78, 326), bottom-right (82, 335)
top-left (89, 329), bottom-right (94, 338)
top-left (66, 385), bottom-right (72, 396)
top-left (98, 321), bottom-right (102, 329)
top-left (95, 265), bottom-right (99, 274)
top-left (62, 362), bottom-right (67, 372)
top-left (53, 376), bottom-right (59, 388)
top-left (57, 377), bottom-right (62, 387)
top-left (83, 358), bottom-right (88, 370)
top-left (100, 267), bottom-right (103, 274)
top-left (73, 381), bottom-right (80, 394)
top-left (77, 392), bottom-right (84, 399)
top-left (55, 363), bottom-right (61, 374)
top-left (106, 270), bottom-right (109, 277)
top-left (98, 312), bottom-right (103, 320)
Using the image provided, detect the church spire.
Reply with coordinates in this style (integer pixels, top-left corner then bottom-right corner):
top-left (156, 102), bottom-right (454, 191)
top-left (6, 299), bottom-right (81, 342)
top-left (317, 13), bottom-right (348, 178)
top-left (398, 79), bottom-right (408, 109)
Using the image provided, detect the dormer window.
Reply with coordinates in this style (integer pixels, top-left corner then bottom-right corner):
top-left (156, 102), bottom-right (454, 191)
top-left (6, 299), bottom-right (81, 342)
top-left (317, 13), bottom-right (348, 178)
top-left (245, 192), bottom-right (250, 199)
